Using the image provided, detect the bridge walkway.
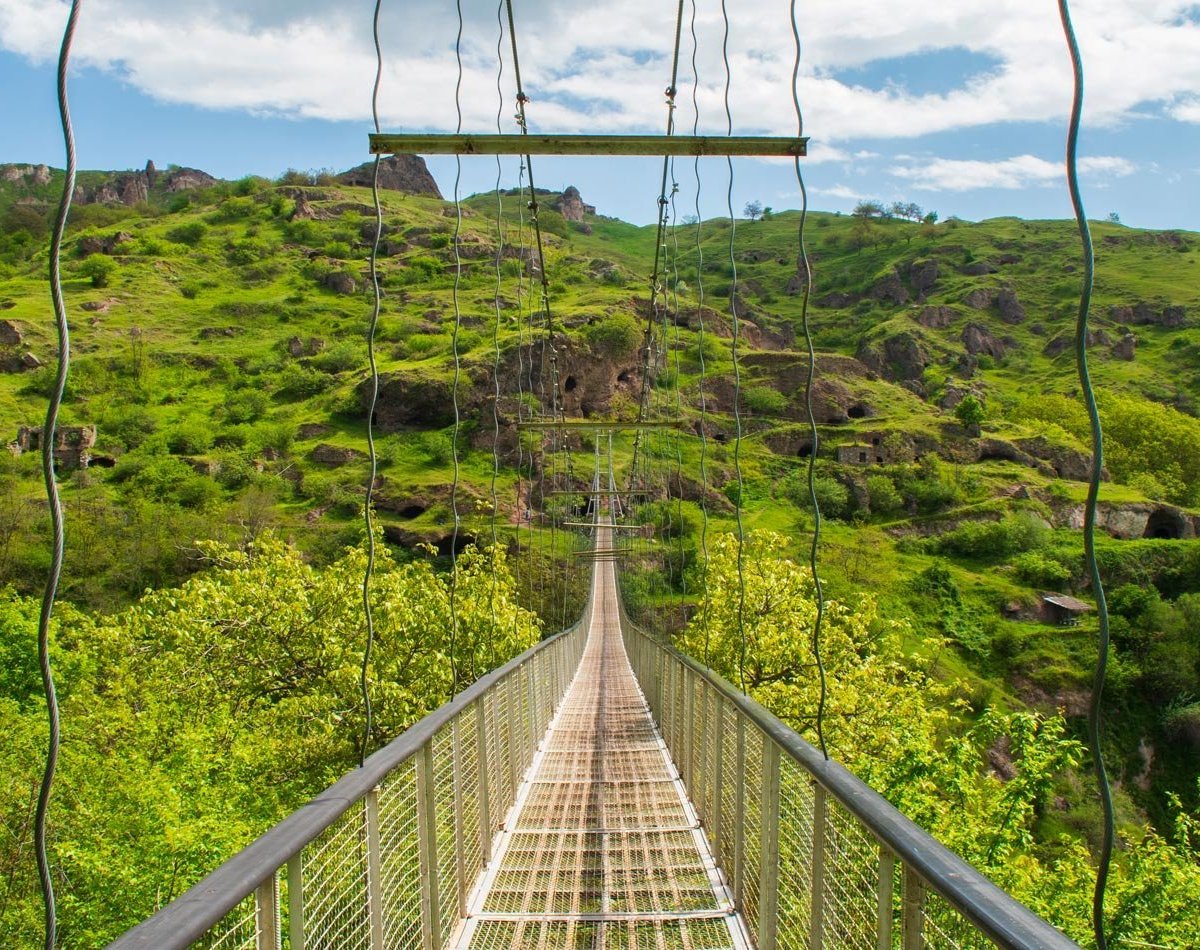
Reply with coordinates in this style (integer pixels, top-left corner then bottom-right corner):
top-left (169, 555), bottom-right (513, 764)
top-left (452, 524), bottom-right (750, 949)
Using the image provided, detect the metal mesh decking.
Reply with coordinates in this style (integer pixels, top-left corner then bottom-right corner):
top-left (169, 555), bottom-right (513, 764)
top-left (452, 524), bottom-right (750, 949)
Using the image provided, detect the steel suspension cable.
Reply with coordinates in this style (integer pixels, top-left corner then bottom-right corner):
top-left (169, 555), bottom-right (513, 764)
top-left (488, 0), bottom-right (508, 670)
top-left (720, 0), bottom-right (749, 694)
top-left (790, 0), bottom-right (828, 759)
top-left (689, 0), bottom-right (712, 667)
top-left (1057, 3), bottom-right (1113, 946)
top-left (359, 0), bottom-right (386, 764)
top-left (448, 0), bottom-right (466, 688)
top-left (629, 0), bottom-right (687, 489)
top-left (37, 5), bottom-right (83, 946)
top-left (668, 168), bottom-right (687, 631)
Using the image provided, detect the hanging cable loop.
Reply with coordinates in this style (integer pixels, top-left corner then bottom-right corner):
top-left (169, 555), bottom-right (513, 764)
top-left (36, 4), bottom-right (83, 947)
top-left (1057, 2), bottom-right (1114, 947)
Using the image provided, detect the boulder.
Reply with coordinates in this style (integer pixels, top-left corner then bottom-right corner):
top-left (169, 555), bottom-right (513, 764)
top-left (310, 443), bottom-right (366, 467)
top-left (1014, 436), bottom-right (1101, 482)
top-left (815, 291), bottom-right (855, 309)
top-left (961, 261), bottom-right (998, 276)
top-left (868, 270), bottom-right (909, 306)
top-left (0, 319), bottom-right (23, 346)
top-left (20, 352), bottom-right (41, 369)
top-left (962, 322), bottom-right (1006, 359)
top-left (1111, 333), bottom-right (1137, 361)
top-left (322, 271), bottom-right (357, 295)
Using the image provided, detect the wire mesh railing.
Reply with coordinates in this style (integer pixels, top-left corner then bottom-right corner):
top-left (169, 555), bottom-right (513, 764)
top-left (110, 616), bottom-right (587, 950)
top-left (620, 619), bottom-right (1083, 950)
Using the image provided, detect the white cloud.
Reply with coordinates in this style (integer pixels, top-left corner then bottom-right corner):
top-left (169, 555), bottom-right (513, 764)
top-left (1, 0), bottom-right (1198, 144)
top-left (811, 184), bottom-right (863, 201)
top-left (892, 153), bottom-right (1135, 191)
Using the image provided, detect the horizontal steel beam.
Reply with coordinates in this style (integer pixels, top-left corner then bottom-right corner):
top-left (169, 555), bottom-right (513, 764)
top-left (518, 420), bottom-right (682, 430)
top-left (370, 133), bottom-right (808, 158)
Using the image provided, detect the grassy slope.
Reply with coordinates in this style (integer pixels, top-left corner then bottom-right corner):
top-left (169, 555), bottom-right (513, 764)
top-left (2, 174), bottom-right (1200, 830)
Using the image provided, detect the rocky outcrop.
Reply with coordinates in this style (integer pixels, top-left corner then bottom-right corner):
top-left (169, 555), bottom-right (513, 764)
top-left (1111, 333), bottom-right (1137, 361)
top-left (996, 287), bottom-right (1026, 324)
top-left (816, 291), bottom-right (855, 309)
top-left (1014, 436), bottom-right (1102, 482)
top-left (1055, 502), bottom-right (1198, 540)
top-left (366, 373), bottom-right (462, 431)
top-left (963, 288), bottom-right (993, 309)
top-left (551, 185), bottom-right (595, 222)
top-left (856, 331), bottom-right (928, 383)
top-left (961, 260), bottom-right (998, 276)
top-left (1043, 329), bottom-right (1110, 358)
top-left (321, 271), bottom-right (358, 295)
top-left (868, 270), bottom-right (909, 306)
top-left (962, 322), bottom-right (1006, 359)
top-left (908, 259), bottom-right (938, 299)
top-left (78, 231), bottom-right (134, 256)
top-left (1109, 302), bottom-right (1186, 328)
top-left (0, 319), bottom-right (23, 346)
top-left (338, 155), bottom-right (442, 197)
top-left (162, 166), bottom-right (217, 192)
top-left (916, 305), bottom-right (957, 329)
top-left (310, 443), bottom-right (366, 466)
top-left (1, 164), bottom-right (51, 185)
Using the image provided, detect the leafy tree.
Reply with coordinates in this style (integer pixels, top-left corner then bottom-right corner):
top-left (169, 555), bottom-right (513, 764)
top-left (954, 394), bottom-right (986, 430)
top-left (743, 200), bottom-right (763, 221)
top-left (851, 200), bottom-right (885, 219)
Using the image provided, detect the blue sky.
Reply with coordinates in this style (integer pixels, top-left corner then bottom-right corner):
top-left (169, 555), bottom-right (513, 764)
top-left (1, 0), bottom-right (1197, 231)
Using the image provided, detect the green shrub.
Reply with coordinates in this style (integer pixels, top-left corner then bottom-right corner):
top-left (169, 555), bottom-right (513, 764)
top-left (79, 254), bottom-right (116, 288)
top-left (165, 221), bottom-right (207, 246)
top-left (584, 313), bottom-right (642, 359)
top-left (744, 386), bottom-right (787, 415)
top-left (168, 421), bottom-right (215, 455)
top-left (1011, 551), bottom-right (1071, 588)
top-left (866, 474), bottom-right (903, 515)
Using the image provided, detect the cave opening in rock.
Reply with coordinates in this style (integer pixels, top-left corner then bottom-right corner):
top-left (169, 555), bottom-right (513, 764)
top-left (1144, 507), bottom-right (1187, 540)
top-left (796, 444), bottom-right (813, 458)
top-left (399, 504), bottom-right (426, 519)
top-left (564, 375), bottom-right (578, 392)
top-left (848, 403), bottom-right (868, 419)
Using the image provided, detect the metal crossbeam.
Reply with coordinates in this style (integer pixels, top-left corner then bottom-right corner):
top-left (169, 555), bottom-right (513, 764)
top-left (517, 420), bottom-right (682, 431)
top-left (370, 133), bottom-right (807, 158)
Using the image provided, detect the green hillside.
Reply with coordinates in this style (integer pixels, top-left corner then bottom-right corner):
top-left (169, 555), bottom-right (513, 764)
top-left (2, 165), bottom-right (1199, 943)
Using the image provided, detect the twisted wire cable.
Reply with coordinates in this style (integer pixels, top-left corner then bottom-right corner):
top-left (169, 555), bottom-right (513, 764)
top-left (448, 0), bottom-right (465, 688)
top-left (668, 165), bottom-right (687, 629)
top-left (629, 0), bottom-right (687, 490)
top-left (720, 0), bottom-right (749, 694)
top-left (488, 0), bottom-right (508, 669)
top-left (1057, 2), bottom-right (1113, 945)
top-left (359, 0), bottom-right (386, 764)
top-left (688, 0), bottom-right (712, 667)
top-left (37, 5), bottom-right (83, 946)
top-left (790, 0), bottom-right (828, 759)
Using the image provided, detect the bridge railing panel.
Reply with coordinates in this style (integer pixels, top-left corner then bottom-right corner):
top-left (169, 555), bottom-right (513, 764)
top-left (619, 619), bottom-right (1082, 950)
top-left (112, 619), bottom-right (588, 950)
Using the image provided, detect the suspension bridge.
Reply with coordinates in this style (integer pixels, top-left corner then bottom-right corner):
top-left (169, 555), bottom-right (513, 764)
top-left (110, 511), bottom-right (1079, 949)
top-left (27, 0), bottom-right (1117, 946)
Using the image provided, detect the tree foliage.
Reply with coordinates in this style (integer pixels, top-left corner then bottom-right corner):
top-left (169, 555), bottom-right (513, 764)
top-left (681, 531), bottom-right (1200, 947)
top-left (0, 534), bottom-right (538, 944)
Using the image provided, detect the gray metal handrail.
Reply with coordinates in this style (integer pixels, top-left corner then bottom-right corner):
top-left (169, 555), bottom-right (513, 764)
top-left (617, 598), bottom-right (1081, 950)
top-left (109, 608), bottom-right (589, 949)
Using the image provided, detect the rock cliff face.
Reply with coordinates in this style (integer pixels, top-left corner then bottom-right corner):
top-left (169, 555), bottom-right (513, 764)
top-left (72, 162), bottom-right (217, 206)
top-left (338, 156), bottom-right (442, 197)
top-left (551, 186), bottom-right (595, 222)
